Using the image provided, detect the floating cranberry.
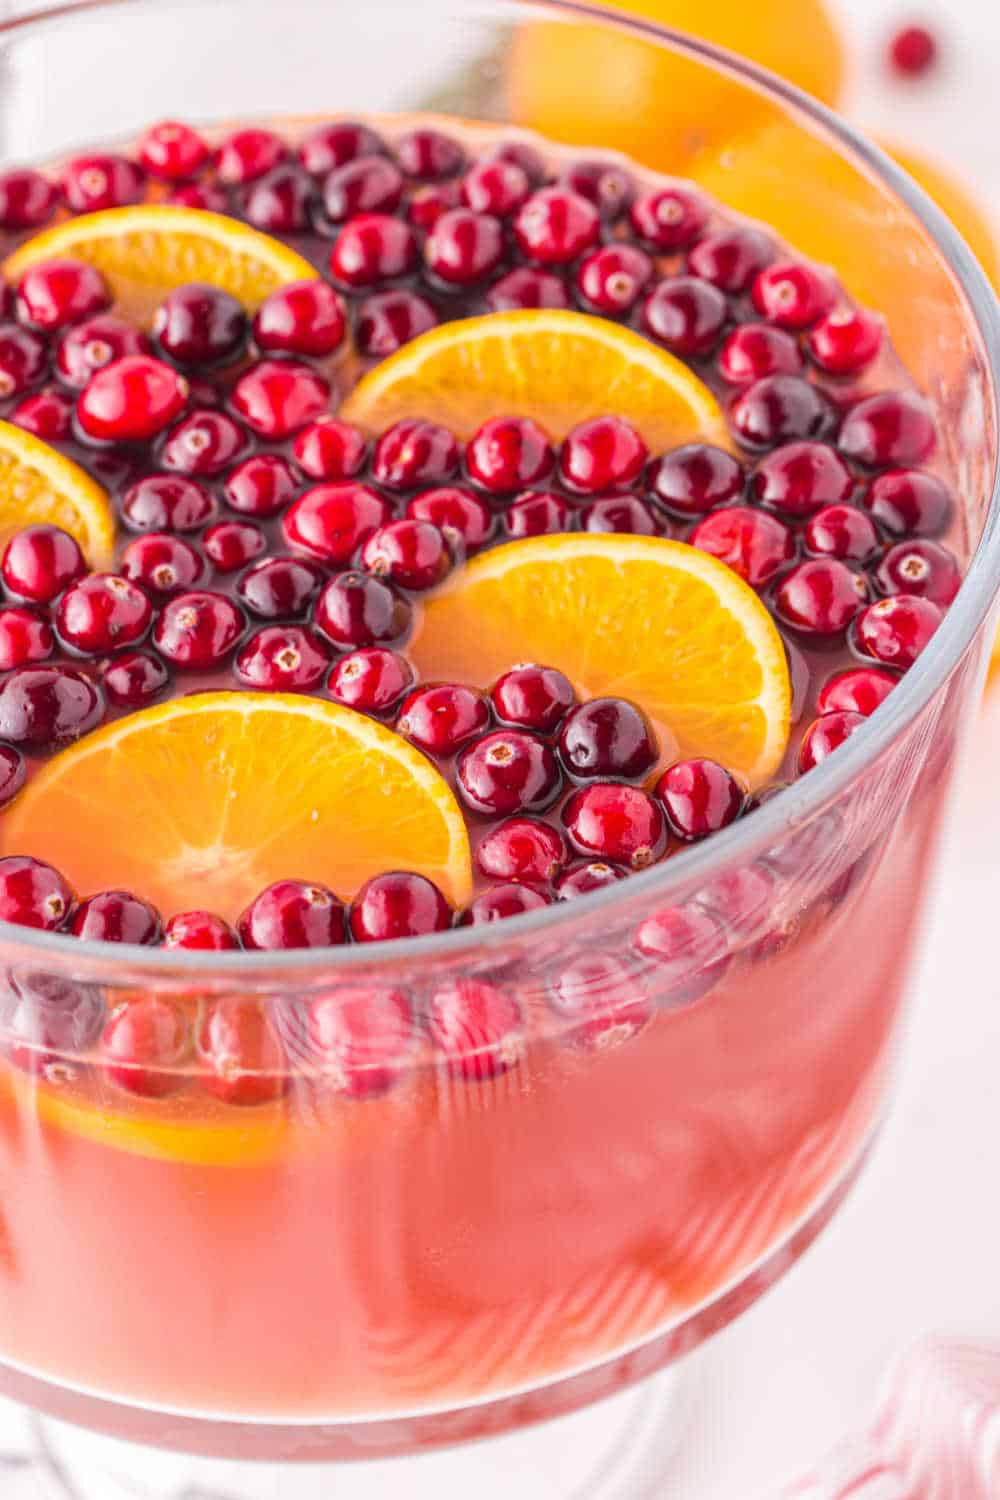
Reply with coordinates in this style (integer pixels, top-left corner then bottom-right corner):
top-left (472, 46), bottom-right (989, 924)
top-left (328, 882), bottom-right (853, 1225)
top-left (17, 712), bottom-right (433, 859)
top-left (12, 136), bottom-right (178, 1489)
top-left (0, 606), bottom-right (52, 670)
top-left (62, 154), bottom-right (143, 212)
top-left (854, 593), bottom-right (943, 669)
top-left (216, 127), bottom-right (287, 184)
top-left (153, 591), bottom-right (245, 669)
top-left (327, 647), bottom-right (413, 715)
top-left (559, 159), bottom-right (635, 217)
top-left (243, 165), bottom-right (313, 233)
top-left (0, 323), bottom-right (47, 398)
top-left (153, 283), bottom-right (247, 367)
top-left (804, 504), bottom-right (880, 563)
top-left (406, 486), bottom-right (494, 554)
top-left (361, 518), bottom-right (452, 591)
top-left (56, 573), bottom-right (152, 654)
top-left (16, 258), bottom-right (111, 332)
top-left (0, 745), bottom-right (24, 807)
top-left (632, 904), bottom-right (730, 1004)
top-left (2, 524), bottom-right (85, 603)
top-left (751, 441), bottom-right (854, 517)
top-left (460, 884), bottom-right (551, 924)
top-left (563, 782), bottom-right (666, 868)
top-left (774, 558), bottom-right (866, 636)
top-left (547, 952), bottom-right (651, 1050)
top-left (78, 355), bottom-right (188, 442)
top-left (646, 443), bottom-right (745, 518)
top-left (581, 495), bottom-right (658, 535)
top-left (396, 127), bottom-right (465, 180)
top-left (875, 538), bottom-right (961, 606)
top-left (308, 986), bottom-right (414, 1098)
top-left (887, 23), bottom-right (938, 76)
top-left (554, 860), bottom-right (626, 900)
top-left (642, 276), bottom-right (728, 356)
top-left (101, 649), bottom-right (170, 707)
top-left (690, 505), bottom-right (795, 589)
top-left (203, 520), bottom-right (266, 574)
top-left (477, 816), bottom-right (567, 886)
top-left (283, 482), bottom-right (390, 565)
top-left (466, 415), bottom-right (553, 494)
top-left (485, 267), bottom-right (570, 313)
top-left (397, 683), bottom-right (490, 756)
top-left (329, 213), bottom-right (418, 287)
top-left (718, 323), bottom-right (804, 386)
top-left (457, 729), bottom-right (561, 817)
top-left (293, 417), bottom-right (368, 482)
top-left (504, 489), bottom-right (571, 538)
top-left (426, 979), bottom-right (523, 1081)
top-left (372, 418), bottom-right (460, 491)
top-left (0, 169), bottom-right (57, 230)
top-left (103, 995), bottom-right (190, 1097)
top-left (197, 996), bottom-right (287, 1106)
top-left (239, 879), bottom-right (345, 949)
top-left (0, 664), bottom-right (103, 745)
top-left (162, 911), bottom-right (239, 950)
top-left (225, 454), bottom-right (298, 520)
top-left (405, 180), bottom-right (461, 232)
top-left (809, 306), bottom-right (884, 375)
top-left (299, 121), bottom-right (387, 177)
top-left (121, 472), bottom-right (215, 532)
top-left (752, 260), bottom-right (837, 329)
top-left (321, 155), bottom-right (403, 223)
top-left (688, 225), bottom-right (774, 292)
top-left (236, 624), bottom-right (330, 691)
top-left (355, 289), bottom-right (438, 359)
top-left (482, 139), bottom-right (547, 185)
top-left (630, 185), bottom-right (706, 248)
top-left (558, 697), bottom-right (657, 780)
top-left (655, 758), bottom-right (745, 840)
top-left (861, 468), bottom-right (952, 538)
top-left (491, 663), bottom-right (576, 734)
top-left (798, 710), bottom-right (865, 773)
top-left (252, 279), bottom-right (345, 358)
top-left (730, 374), bottom-right (831, 448)
top-left (0, 856), bottom-right (73, 930)
top-left (817, 666), bottom-right (897, 717)
top-left (350, 871), bottom-right (452, 942)
top-left (514, 187), bottom-right (600, 265)
top-left (237, 555), bottom-right (324, 620)
top-left (138, 120), bottom-right (208, 179)
top-left (313, 571), bottom-right (411, 650)
top-left (168, 183), bottom-right (229, 212)
top-left (838, 390), bottom-right (936, 467)
top-left (72, 890), bottom-right (161, 945)
top-left (559, 416), bottom-right (648, 494)
top-left (461, 159), bottom-right (530, 217)
top-left (425, 208), bottom-right (504, 286)
top-left (574, 243), bottom-right (653, 315)
top-left (231, 359), bottom-right (329, 439)
top-left (56, 314), bottom-right (150, 389)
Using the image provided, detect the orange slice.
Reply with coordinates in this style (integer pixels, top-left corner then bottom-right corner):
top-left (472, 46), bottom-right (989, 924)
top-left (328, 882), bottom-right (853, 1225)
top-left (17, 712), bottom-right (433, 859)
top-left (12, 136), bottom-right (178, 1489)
top-left (3, 206), bottom-right (317, 325)
top-left (339, 309), bottom-right (729, 448)
top-left (0, 692), bottom-right (473, 919)
top-left (410, 535), bottom-right (790, 789)
top-left (0, 418), bottom-right (115, 566)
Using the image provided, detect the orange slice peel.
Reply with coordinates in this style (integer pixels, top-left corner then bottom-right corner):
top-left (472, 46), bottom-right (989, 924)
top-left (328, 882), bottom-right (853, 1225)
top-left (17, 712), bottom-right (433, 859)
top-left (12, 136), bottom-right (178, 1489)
top-left (0, 418), bottom-right (115, 566)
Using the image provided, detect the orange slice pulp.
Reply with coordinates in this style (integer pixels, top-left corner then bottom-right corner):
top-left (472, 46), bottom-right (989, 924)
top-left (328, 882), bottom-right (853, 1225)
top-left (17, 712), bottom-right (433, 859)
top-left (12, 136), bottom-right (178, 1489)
top-left (0, 418), bottom-right (115, 566)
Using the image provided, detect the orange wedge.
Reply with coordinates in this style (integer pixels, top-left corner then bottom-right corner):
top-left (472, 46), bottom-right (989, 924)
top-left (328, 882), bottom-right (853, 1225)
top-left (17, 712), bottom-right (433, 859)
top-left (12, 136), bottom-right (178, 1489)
top-left (339, 309), bottom-right (729, 448)
top-left (3, 206), bottom-right (317, 325)
top-left (0, 693), bottom-right (473, 920)
top-left (410, 535), bottom-right (790, 788)
top-left (0, 419), bottom-right (115, 566)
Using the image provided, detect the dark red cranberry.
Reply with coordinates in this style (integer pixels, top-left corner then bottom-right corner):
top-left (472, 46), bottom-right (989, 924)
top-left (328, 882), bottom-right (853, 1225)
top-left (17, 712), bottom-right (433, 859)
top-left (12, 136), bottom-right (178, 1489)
top-left (514, 187), bottom-right (600, 264)
top-left (197, 997), bottom-right (287, 1106)
top-left (243, 165), bottom-right (313, 232)
top-left (751, 441), bottom-right (854, 516)
top-left (0, 322), bottom-right (47, 398)
top-left (804, 504), bottom-right (880, 563)
top-left (153, 591), bottom-right (245, 669)
top-left (216, 128), bottom-right (287, 184)
top-left (349, 871), bottom-right (452, 942)
top-left (559, 159), bottom-right (635, 217)
top-left (168, 183), bottom-right (229, 212)
top-left (252, 280), bottom-right (345, 358)
top-left (355, 289), bottom-right (438, 358)
top-left (16, 259), bottom-right (111, 331)
top-left (72, 890), bottom-right (161, 945)
top-left (477, 816), bottom-right (567, 885)
top-left (554, 860), bottom-right (626, 900)
top-left (630, 185), bottom-right (706, 248)
top-left (153, 283), bottom-right (247, 367)
top-left (0, 606), bottom-right (52, 669)
top-left (293, 416), bottom-right (369, 481)
top-left (817, 666), bottom-right (897, 717)
top-left (460, 884), bottom-right (551, 925)
top-left (485, 267), bottom-right (571, 312)
top-left (491, 663), bottom-right (576, 733)
top-left (138, 120), bottom-right (208, 179)
top-left (236, 624), bottom-right (330, 691)
top-left (718, 323), bottom-right (804, 386)
top-left (559, 416), bottom-right (648, 494)
top-left (101, 649), bottom-right (170, 707)
top-left (558, 697), bottom-right (657, 780)
top-left (102, 996), bottom-right (190, 1097)
top-left (875, 539), bottom-right (960, 606)
top-left (730, 375), bottom-right (831, 448)
top-left (327, 647), bottom-right (414, 715)
top-left (372, 418), bottom-right (460, 491)
top-left (461, 159), bottom-right (530, 217)
top-left (313, 571), bottom-right (411, 650)
top-left (56, 314), bottom-right (150, 389)
top-left (482, 140), bottom-right (547, 185)
top-left (283, 482), bottom-right (390, 564)
top-left (646, 443), bottom-right (744, 518)
top-left (0, 169), bottom-right (57, 230)
top-left (466, 415), bottom-right (553, 494)
top-left (405, 180), bottom-right (461, 232)
top-left (426, 980), bottom-right (523, 1081)
top-left (406, 486), bottom-right (494, 554)
top-left (78, 355), bottom-right (189, 442)
top-left (562, 782), bottom-right (666, 869)
top-left (396, 128), bottom-right (465, 180)
top-left (239, 879), bottom-right (345, 949)
top-left (299, 121), bottom-right (387, 177)
top-left (688, 225), bottom-right (774, 292)
top-left (655, 758), bottom-right (745, 840)
top-left (225, 454), bottom-right (299, 519)
top-left (838, 391), bottom-right (936, 467)
top-left (56, 573), bottom-right (152, 654)
top-left (3, 971), bottom-right (105, 1073)
top-left (11, 386), bottom-right (74, 440)
top-left (237, 555), bottom-right (325, 620)
top-left (329, 214), bottom-right (418, 288)
top-left (0, 745), bottom-right (24, 807)
top-left (360, 518), bottom-right (451, 591)
top-left (642, 276), bottom-right (728, 356)
top-left (860, 468), bottom-right (952, 537)
top-left (690, 505), bottom-right (796, 589)
top-left (752, 260), bottom-right (837, 329)
top-left (231, 359), bottom-right (329, 439)
top-left (202, 520), bottom-right (266, 573)
top-left (808, 307), bottom-right (884, 375)
top-left (547, 952), bottom-right (651, 1050)
top-left (774, 558), bottom-right (866, 636)
top-left (574, 244), bottom-right (653, 315)
top-left (798, 710), bottom-right (865, 773)
top-left (397, 683), bottom-right (490, 756)
top-left (307, 986), bottom-right (414, 1098)
top-left (2, 524), bottom-right (85, 603)
top-left (888, 23), bottom-right (938, 76)
top-left (504, 489), bottom-right (571, 538)
top-left (425, 208), bottom-right (504, 286)
top-left (0, 856), bottom-right (73, 930)
top-left (632, 904), bottom-right (730, 1004)
top-left (581, 495), bottom-right (658, 535)
top-left (62, 154), bottom-right (143, 212)
top-left (121, 473), bottom-right (216, 532)
top-left (457, 729), bottom-right (561, 815)
top-left (162, 910), bottom-right (239, 950)
top-left (321, 155), bottom-right (403, 223)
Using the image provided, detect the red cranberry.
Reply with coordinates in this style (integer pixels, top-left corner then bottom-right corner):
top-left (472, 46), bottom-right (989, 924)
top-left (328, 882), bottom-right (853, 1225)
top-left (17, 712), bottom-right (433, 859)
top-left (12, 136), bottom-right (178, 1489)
top-left (646, 444), bottom-right (744, 518)
top-left (243, 165), bottom-right (313, 233)
top-left (485, 267), bottom-right (570, 312)
top-left (329, 214), bottom-right (418, 288)
top-left (460, 884), bottom-right (551, 925)
top-left (690, 505), bottom-right (796, 589)
top-left (252, 280), bottom-right (345, 358)
top-left (203, 519), bottom-right (266, 573)
top-left (11, 386), bottom-right (74, 440)
top-left (477, 816), bottom-right (566, 885)
top-left (237, 555), bottom-right (324, 620)
top-left (225, 454), bottom-right (299, 519)
top-left (559, 159), bottom-right (634, 216)
top-left (696, 862), bottom-right (776, 941)
top-left (153, 591), bottom-right (245, 669)
top-left (396, 128), bottom-right (465, 180)
top-left (56, 314), bottom-right (149, 389)
top-left (313, 571), bottom-right (411, 649)
top-left (101, 649), bottom-right (170, 707)
top-left (504, 489), bottom-right (571, 538)
top-left (632, 904), bottom-right (730, 1004)
top-left (327, 647), bottom-right (414, 715)
top-left (630, 185), bottom-right (707, 248)
top-left (0, 855), bottom-right (73, 929)
top-left (372, 418), bottom-right (460, 491)
top-left (457, 729), bottom-right (561, 816)
top-left (574, 243), bottom-right (653, 315)
top-left (283, 482), bottom-right (390, 564)
top-left (838, 391), bottom-right (936, 467)
top-left (562, 782), bottom-right (666, 868)
top-left (62, 154), bottom-right (143, 212)
top-left (482, 140), bottom-right (547, 185)
top-left (581, 495), bottom-right (658, 535)
top-left (103, 996), bottom-right (190, 1097)
top-left (406, 486), bottom-right (494, 554)
top-left (355, 289), bottom-right (438, 358)
top-left (809, 307), bottom-right (884, 375)
top-left (804, 504), bottom-right (880, 564)
top-left (752, 260), bottom-right (837, 329)
top-left (231, 359), bottom-right (329, 439)
top-left (239, 879), bottom-right (345, 949)
top-left (361, 518), bottom-right (451, 591)
top-left (491, 663), bottom-right (575, 733)
top-left (860, 468), bottom-right (952, 537)
top-left (153, 283), bottom-right (247, 367)
top-left (397, 683), bottom-right (490, 756)
top-left (405, 180), bottom-right (461, 232)
top-left (162, 910), bottom-right (239, 949)
top-left (466, 415), bottom-right (553, 494)
top-left (554, 860), bottom-right (626, 900)
top-left (293, 416), bottom-right (368, 481)
top-left (426, 980), bottom-right (523, 1081)
top-left (655, 758), bottom-right (745, 840)
top-left (307, 986), bottom-right (414, 1098)
top-left (558, 697), bottom-right (657, 780)
top-left (121, 473), bottom-right (215, 532)
top-left (299, 121), bottom-right (386, 177)
top-left (0, 606), bottom-right (53, 669)
top-left (16, 258), bottom-right (111, 331)
top-left (3, 972), bottom-right (105, 1073)
top-left (875, 539), bottom-right (961, 606)
top-left (688, 225), bottom-right (774, 292)
top-left (548, 952), bottom-right (651, 1050)
top-left (197, 997), bottom-right (287, 1106)
top-left (798, 710), bottom-right (865, 773)
top-left (718, 323), bottom-right (804, 386)
top-left (321, 155), bottom-right (403, 223)
top-left (559, 416), bottom-right (647, 494)
top-left (216, 128), bottom-right (287, 184)
top-left (168, 183), bottom-right (229, 212)
top-left (78, 355), bottom-right (188, 442)
top-left (425, 208), bottom-right (504, 286)
top-left (817, 667), bottom-right (897, 717)
top-left (751, 441), bottom-right (853, 517)
top-left (642, 276), bottom-right (728, 356)
top-left (0, 324), bottom-right (48, 398)
top-left (349, 871), bottom-right (452, 942)
top-left (236, 624), bottom-right (330, 691)
top-left (0, 169), bottom-right (57, 230)
top-left (774, 558), bottom-right (866, 636)
top-left (461, 159), bottom-right (530, 217)
top-left (115, 533), bottom-right (203, 607)
top-left (56, 573), bottom-right (152, 654)
top-left (71, 890), bottom-right (161, 945)
top-left (730, 375), bottom-right (831, 448)
top-left (0, 745), bottom-right (23, 807)
top-left (514, 187), bottom-right (600, 265)
top-left (888, 23), bottom-right (938, 76)
top-left (138, 120), bottom-right (208, 179)
top-left (2, 524), bottom-right (85, 603)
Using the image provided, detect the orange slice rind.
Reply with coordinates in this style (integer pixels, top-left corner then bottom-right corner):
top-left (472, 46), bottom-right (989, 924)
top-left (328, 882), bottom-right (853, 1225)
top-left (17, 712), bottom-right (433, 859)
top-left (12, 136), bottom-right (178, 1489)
top-left (0, 419), bottom-right (115, 566)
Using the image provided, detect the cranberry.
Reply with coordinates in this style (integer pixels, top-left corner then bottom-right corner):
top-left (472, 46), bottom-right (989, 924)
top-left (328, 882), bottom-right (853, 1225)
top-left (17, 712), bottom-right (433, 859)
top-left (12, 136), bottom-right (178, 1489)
top-left (11, 387), bottom-right (74, 440)
top-left (646, 444), bottom-right (744, 518)
top-left (162, 910), bottom-right (239, 949)
top-left (299, 121), bottom-right (387, 177)
top-left (655, 758), bottom-right (745, 841)
top-left (56, 314), bottom-right (150, 389)
top-left (396, 128), bottom-right (465, 180)
top-left (153, 283), bottom-right (247, 368)
top-left (56, 573), bottom-right (152, 654)
top-left (688, 225), bottom-right (774, 292)
top-left (718, 323), bottom-right (804, 386)
top-left (138, 120), bottom-right (208, 179)
top-left (62, 154), bottom-right (143, 212)
top-left (554, 860), bottom-right (626, 900)
top-left (504, 489), bottom-right (571, 538)
top-left (16, 259), bottom-right (111, 331)
top-left (320, 155), bottom-right (403, 224)
top-left (239, 879), bottom-right (345, 950)
top-left (313, 571), bottom-right (411, 650)
top-left (307, 986), bottom-right (414, 1098)
top-left (153, 591), bottom-right (245, 669)
top-left (3, 971), bottom-right (105, 1073)
top-left (574, 244), bottom-right (653, 315)
top-left (774, 558), bottom-right (866, 636)
top-left (252, 280), bottom-right (345, 358)
top-left (426, 980), bottom-right (523, 1081)
top-left (559, 416), bottom-right (648, 495)
top-left (103, 996), bottom-right (190, 1097)
top-left (696, 862), bottom-right (777, 940)
top-left (581, 495), bottom-right (658, 535)
top-left (197, 997), bottom-right (287, 1106)
top-left (350, 871), bottom-right (452, 942)
top-left (477, 816), bottom-right (566, 886)
top-left (808, 307), bottom-right (884, 375)
top-left (875, 538), bottom-right (961, 606)
top-left (461, 159), bottom-right (530, 217)
top-left (466, 416), bottom-right (553, 494)
top-left (798, 710), bottom-right (865, 773)
top-left (491, 663), bottom-right (575, 734)
top-left (0, 745), bottom-right (24, 807)
top-left (0, 664), bottom-right (103, 745)
top-left (168, 183), bottom-right (229, 212)
top-left (562, 782), bottom-right (666, 868)
top-left (730, 375), bottom-right (831, 448)
top-left (243, 165), bottom-right (313, 233)
top-left (632, 904), bottom-right (730, 1004)
top-left (557, 697), bottom-right (657, 781)
top-left (0, 169), bottom-right (57, 230)
top-left (283, 482), bottom-right (390, 564)
top-left (485, 267), bottom-right (570, 313)
top-left (751, 441), bottom-right (854, 517)
top-left (0, 323), bottom-right (47, 398)
top-left (72, 890), bottom-right (161, 945)
top-left (405, 180), bottom-right (461, 232)
top-left (425, 208), bottom-right (504, 286)
top-left (860, 468), bottom-right (952, 537)
top-left (78, 355), bottom-right (188, 443)
top-left (888, 23), bottom-right (937, 76)
top-left (630, 185), bottom-right (706, 248)
top-left (690, 505), bottom-right (795, 589)
top-left (457, 729), bottom-right (561, 816)
top-left (216, 128), bottom-right (286, 185)
top-left (121, 473), bottom-right (215, 532)
top-left (556, 159), bottom-right (631, 216)
top-left (231, 359), bottom-right (329, 439)
top-left (854, 594), bottom-right (943, 670)
top-left (642, 276), bottom-right (728, 356)
top-left (817, 667), bottom-right (897, 717)
top-left (225, 454), bottom-right (299, 519)
top-left (514, 187), bottom-right (600, 264)
top-left (2, 524), bottom-right (85, 603)
top-left (355, 289), bottom-right (438, 358)
top-left (372, 418), bottom-right (460, 491)
top-left (0, 856), bottom-right (73, 930)
top-left (397, 683), bottom-right (490, 756)
top-left (0, 606), bottom-right (52, 669)
top-left (238, 555), bottom-right (325, 620)
top-left (752, 260), bottom-right (837, 329)
top-left (548, 952), bottom-right (651, 1050)
top-left (237, 623), bottom-right (330, 691)
top-left (361, 519), bottom-right (452, 591)
top-left (102, 649), bottom-right (170, 707)
top-left (803, 504), bottom-right (879, 564)
top-left (327, 647), bottom-right (413, 715)
top-left (203, 520), bottom-right (266, 574)
top-left (483, 140), bottom-right (547, 185)
top-left (460, 884), bottom-right (551, 924)
top-left (838, 391), bottom-right (936, 467)
top-left (329, 214), bottom-right (418, 287)
top-left (406, 487), bottom-right (494, 554)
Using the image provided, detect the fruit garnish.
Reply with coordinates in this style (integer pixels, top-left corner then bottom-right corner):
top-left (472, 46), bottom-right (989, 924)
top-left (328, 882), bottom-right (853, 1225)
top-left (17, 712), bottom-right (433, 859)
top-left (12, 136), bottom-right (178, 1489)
top-left (0, 418), bottom-right (114, 565)
top-left (3, 206), bottom-right (318, 325)
top-left (409, 534), bottom-right (791, 789)
top-left (0, 692), bottom-right (473, 920)
top-left (339, 309), bottom-right (728, 448)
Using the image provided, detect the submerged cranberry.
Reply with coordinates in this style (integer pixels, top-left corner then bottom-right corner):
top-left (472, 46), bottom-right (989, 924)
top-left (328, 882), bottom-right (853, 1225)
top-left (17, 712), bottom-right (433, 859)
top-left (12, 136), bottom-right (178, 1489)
top-left (350, 872), bottom-right (452, 942)
top-left (203, 520), bottom-right (266, 573)
top-left (197, 997), bottom-right (287, 1106)
top-left (121, 473), bottom-right (215, 532)
top-left (71, 890), bottom-right (161, 945)
top-left (360, 519), bottom-right (452, 591)
top-left (101, 649), bottom-right (170, 708)
top-left (809, 306), bottom-right (884, 375)
top-left (562, 782), bottom-right (666, 869)
top-left (307, 986), bottom-right (414, 1098)
top-left (237, 555), bottom-right (325, 621)
top-left (2, 524), bottom-right (85, 603)
top-left (426, 980), bottom-right (524, 1081)
top-left (239, 880), bottom-right (345, 950)
top-left (153, 591), bottom-right (245, 669)
top-left (425, 208), bottom-right (504, 286)
top-left (355, 289), bottom-right (438, 358)
top-left (328, 647), bottom-right (413, 715)
top-left (558, 697), bottom-right (657, 780)
top-left (321, 155), bottom-right (403, 223)
top-left (397, 683), bottom-right (490, 756)
top-left (3, 971), bottom-right (105, 1073)
top-left (0, 746), bottom-right (24, 807)
top-left (103, 995), bottom-right (190, 1097)
top-left (554, 860), bottom-right (626, 900)
top-left (647, 444), bottom-right (745, 517)
top-left (461, 159), bottom-right (531, 217)
top-left (690, 506), bottom-right (795, 589)
top-left (0, 665), bottom-right (104, 745)
top-left (582, 496), bottom-right (657, 535)
top-left (632, 904), bottom-right (730, 1004)
top-left (0, 856), bottom-right (73, 930)
top-left (405, 181), bottom-right (461, 232)
top-left (293, 417), bottom-right (368, 482)
top-left (547, 952), bottom-right (651, 1050)
top-left (57, 315), bottom-right (150, 388)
